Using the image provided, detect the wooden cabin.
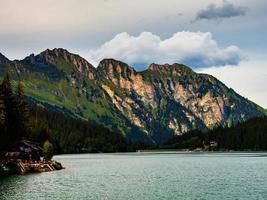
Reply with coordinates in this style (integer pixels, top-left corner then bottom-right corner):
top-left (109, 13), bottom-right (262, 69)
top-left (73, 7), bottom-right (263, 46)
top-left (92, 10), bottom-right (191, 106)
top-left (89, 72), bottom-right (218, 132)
top-left (4, 140), bottom-right (42, 162)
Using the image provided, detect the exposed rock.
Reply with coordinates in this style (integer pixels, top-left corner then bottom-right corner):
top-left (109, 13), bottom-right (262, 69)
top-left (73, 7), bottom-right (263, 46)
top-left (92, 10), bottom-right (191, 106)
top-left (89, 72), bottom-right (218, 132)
top-left (97, 60), bottom-right (264, 143)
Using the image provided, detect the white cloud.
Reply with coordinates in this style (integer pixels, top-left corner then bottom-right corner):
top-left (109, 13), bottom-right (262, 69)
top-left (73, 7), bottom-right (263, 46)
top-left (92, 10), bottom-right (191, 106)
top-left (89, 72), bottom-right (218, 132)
top-left (88, 31), bottom-right (244, 69)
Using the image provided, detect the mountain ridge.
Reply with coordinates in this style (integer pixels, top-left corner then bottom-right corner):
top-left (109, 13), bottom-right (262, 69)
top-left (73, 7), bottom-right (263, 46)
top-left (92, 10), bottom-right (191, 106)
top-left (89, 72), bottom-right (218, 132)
top-left (0, 48), bottom-right (265, 144)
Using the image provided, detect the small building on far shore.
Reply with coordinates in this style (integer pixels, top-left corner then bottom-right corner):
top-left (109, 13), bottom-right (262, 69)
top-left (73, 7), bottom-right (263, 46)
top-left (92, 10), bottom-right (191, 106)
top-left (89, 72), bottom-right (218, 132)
top-left (4, 140), bottom-right (42, 162)
top-left (209, 141), bottom-right (218, 151)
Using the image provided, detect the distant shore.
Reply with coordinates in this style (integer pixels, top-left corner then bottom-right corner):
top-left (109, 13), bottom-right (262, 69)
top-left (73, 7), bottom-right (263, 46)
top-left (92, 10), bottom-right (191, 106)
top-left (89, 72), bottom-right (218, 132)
top-left (54, 150), bottom-right (267, 156)
top-left (137, 149), bottom-right (267, 153)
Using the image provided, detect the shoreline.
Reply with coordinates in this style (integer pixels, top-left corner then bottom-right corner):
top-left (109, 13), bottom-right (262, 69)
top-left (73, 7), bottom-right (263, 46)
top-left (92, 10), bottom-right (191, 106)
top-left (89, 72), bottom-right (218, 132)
top-left (0, 159), bottom-right (64, 178)
top-left (53, 150), bottom-right (267, 156)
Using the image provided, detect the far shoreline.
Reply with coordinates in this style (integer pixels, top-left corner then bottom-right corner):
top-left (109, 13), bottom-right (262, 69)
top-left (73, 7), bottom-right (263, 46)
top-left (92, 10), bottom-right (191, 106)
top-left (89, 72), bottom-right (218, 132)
top-left (53, 150), bottom-right (267, 156)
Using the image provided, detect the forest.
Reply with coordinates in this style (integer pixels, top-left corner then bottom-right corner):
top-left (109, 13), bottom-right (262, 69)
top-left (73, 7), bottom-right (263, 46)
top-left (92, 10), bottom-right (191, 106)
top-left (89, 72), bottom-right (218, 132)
top-left (163, 117), bottom-right (267, 151)
top-left (0, 73), bottom-right (130, 155)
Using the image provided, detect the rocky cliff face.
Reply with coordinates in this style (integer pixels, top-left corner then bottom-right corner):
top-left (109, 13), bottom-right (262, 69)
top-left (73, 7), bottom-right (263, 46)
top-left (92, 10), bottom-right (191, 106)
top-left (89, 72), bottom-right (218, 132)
top-left (0, 49), bottom-right (264, 144)
top-left (96, 59), bottom-right (263, 143)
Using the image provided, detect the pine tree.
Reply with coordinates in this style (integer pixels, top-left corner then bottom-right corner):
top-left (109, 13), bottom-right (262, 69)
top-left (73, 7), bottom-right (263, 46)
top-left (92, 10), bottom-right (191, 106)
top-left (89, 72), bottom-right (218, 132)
top-left (0, 85), bottom-right (5, 127)
top-left (0, 84), bottom-right (6, 151)
top-left (15, 81), bottom-right (29, 138)
top-left (1, 72), bottom-right (20, 145)
top-left (2, 73), bottom-right (13, 100)
top-left (43, 140), bottom-right (54, 160)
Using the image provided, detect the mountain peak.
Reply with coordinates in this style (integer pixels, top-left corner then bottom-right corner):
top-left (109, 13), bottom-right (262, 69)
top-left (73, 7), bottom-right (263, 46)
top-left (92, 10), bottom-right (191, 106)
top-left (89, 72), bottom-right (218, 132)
top-left (147, 63), bottom-right (194, 76)
top-left (23, 48), bottom-right (96, 79)
top-left (0, 52), bottom-right (10, 65)
top-left (98, 58), bottom-right (135, 73)
top-left (98, 58), bottom-right (131, 68)
top-left (172, 63), bottom-right (194, 73)
top-left (38, 48), bottom-right (78, 60)
top-left (97, 58), bottom-right (137, 83)
top-left (148, 63), bottom-right (170, 71)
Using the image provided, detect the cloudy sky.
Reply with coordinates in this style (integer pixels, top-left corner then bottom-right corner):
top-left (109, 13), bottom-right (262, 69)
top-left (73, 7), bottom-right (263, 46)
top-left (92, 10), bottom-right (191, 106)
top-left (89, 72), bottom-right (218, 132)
top-left (0, 0), bottom-right (266, 107)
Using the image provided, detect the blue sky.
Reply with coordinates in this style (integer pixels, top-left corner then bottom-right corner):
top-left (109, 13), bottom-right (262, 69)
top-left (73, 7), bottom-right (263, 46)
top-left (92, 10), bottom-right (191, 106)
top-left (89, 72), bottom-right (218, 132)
top-left (0, 0), bottom-right (266, 107)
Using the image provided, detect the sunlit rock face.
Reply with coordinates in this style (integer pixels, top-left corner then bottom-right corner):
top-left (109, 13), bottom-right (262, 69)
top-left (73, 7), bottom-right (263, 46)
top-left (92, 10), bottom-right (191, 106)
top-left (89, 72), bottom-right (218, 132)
top-left (0, 49), bottom-right (264, 144)
top-left (96, 59), bottom-right (263, 143)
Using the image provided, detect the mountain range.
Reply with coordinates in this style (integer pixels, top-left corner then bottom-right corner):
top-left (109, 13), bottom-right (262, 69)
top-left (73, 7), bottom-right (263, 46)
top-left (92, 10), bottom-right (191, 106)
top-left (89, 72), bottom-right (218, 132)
top-left (0, 48), bottom-right (265, 144)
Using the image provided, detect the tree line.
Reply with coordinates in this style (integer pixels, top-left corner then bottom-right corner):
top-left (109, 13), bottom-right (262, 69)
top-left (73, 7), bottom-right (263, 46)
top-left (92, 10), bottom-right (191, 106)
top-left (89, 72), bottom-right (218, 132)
top-left (208, 117), bottom-right (267, 150)
top-left (163, 117), bottom-right (267, 151)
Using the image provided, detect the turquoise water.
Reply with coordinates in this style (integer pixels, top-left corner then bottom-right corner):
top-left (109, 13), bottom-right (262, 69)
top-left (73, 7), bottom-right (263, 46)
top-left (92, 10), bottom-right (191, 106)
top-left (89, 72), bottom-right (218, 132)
top-left (1, 153), bottom-right (267, 200)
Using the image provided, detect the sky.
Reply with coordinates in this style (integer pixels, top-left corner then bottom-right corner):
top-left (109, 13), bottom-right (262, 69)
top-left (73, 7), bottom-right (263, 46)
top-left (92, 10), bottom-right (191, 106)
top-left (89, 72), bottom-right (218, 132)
top-left (0, 0), bottom-right (266, 107)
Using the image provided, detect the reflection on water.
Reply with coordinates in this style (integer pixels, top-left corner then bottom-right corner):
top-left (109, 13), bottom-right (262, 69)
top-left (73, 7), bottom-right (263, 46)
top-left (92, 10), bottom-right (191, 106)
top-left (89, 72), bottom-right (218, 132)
top-left (1, 152), bottom-right (267, 200)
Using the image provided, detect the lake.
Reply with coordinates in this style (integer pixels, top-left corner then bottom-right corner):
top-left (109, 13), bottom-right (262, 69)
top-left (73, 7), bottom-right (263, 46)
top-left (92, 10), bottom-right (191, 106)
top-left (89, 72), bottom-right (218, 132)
top-left (1, 152), bottom-right (267, 200)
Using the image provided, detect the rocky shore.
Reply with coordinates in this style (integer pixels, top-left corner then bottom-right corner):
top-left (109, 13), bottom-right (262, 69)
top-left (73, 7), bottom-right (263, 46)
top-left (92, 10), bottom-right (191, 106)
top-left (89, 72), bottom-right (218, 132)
top-left (0, 160), bottom-right (64, 177)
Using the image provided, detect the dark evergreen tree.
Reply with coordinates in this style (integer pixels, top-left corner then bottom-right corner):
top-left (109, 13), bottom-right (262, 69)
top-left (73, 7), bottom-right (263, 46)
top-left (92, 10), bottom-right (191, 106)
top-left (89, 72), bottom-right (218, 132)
top-left (0, 84), bottom-right (6, 151)
top-left (15, 81), bottom-right (29, 138)
top-left (1, 73), bottom-right (20, 146)
top-left (0, 85), bottom-right (5, 127)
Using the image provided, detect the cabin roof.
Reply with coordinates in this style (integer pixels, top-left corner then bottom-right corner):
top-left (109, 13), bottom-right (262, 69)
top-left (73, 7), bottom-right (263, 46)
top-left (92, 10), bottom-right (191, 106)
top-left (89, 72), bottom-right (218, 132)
top-left (11, 140), bottom-right (42, 151)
